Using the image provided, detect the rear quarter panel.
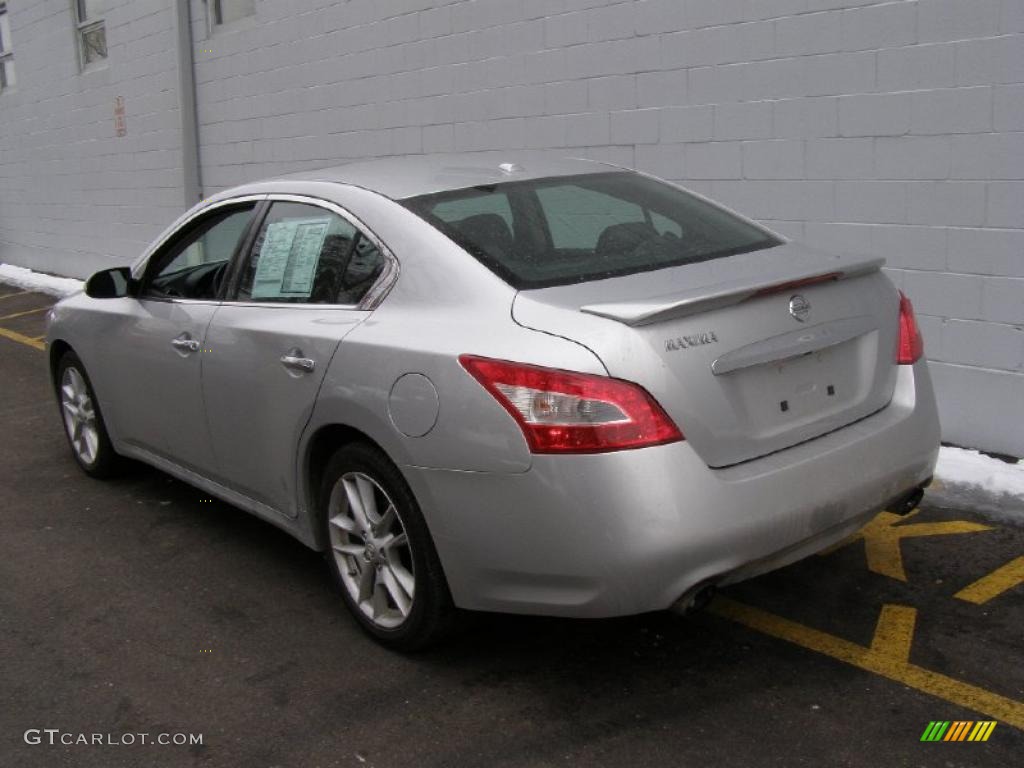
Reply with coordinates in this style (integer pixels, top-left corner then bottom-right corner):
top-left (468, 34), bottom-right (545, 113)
top-left (293, 183), bottom-right (607, 542)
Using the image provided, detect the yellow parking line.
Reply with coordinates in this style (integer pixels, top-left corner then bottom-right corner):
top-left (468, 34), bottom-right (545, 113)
top-left (710, 596), bottom-right (1024, 730)
top-left (955, 556), bottom-right (1024, 605)
top-left (0, 326), bottom-right (46, 351)
top-left (0, 305), bottom-right (51, 321)
top-left (868, 603), bottom-right (915, 661)
top-left (0, 290), bottom-right (30, 300)
top-left (821, 510), bottom-right (992, 581)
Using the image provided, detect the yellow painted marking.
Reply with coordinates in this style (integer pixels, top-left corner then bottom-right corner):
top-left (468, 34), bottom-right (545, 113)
top-left (710, 596), bottom-right (1024, 730)
top-left (0, 325), bottom-right (46, 351)
top-left (869, 604), bottom-right (916, 662)
top-left (0, 290), bottom-right (30, 300)
top-left (982, 721), bottom-right (997, 740)
top-left (955, 555), bottom-right (1024, 605)
top-left (968, 721), bottom-right (986, 741)
top-left (821, 510), bottom-right (991, 581)
top-left (0, 305), bottom-right (50, 321)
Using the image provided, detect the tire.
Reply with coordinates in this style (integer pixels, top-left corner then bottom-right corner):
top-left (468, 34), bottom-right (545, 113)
top-left (320, 442), bottom-right (455, 650)
top-left (55, 351), bottom-right (121, 479)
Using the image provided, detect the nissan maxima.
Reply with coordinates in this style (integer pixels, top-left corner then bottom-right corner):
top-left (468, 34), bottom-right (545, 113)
top-left (47, 155), bottom-right (940, 649)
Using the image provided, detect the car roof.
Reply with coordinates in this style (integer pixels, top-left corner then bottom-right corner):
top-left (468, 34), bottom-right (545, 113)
top-left (274, 153), bottom-right (619, 200)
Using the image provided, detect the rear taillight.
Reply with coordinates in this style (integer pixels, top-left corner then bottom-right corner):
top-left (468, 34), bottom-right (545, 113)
top-left (897, 291), bottom-right (924, 365)
top-left (459, 355), bottom-right (683, 454)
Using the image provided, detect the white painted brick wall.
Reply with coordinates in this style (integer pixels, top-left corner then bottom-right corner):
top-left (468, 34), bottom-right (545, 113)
top-left (0, 0), bottom-right (185, 276)
top-left (0, 0), bottom-right (1021, 454)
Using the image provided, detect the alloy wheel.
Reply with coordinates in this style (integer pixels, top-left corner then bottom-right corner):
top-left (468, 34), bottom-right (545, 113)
top-left (61, 366), bottom-right (99, 466)
top-left (327, 471), bottom-right (416, 629)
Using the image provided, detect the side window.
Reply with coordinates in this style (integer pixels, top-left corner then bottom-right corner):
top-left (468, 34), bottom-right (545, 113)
top-left (143, 205), bottom-right (255, 300)
top-left (536, 184), bottom-right (646, 251)
top-left (236, 201), bottom-right (386, 305)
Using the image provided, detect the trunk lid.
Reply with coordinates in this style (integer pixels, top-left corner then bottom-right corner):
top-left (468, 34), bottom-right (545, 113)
top-left (512, 243), bottom-right (900, 468)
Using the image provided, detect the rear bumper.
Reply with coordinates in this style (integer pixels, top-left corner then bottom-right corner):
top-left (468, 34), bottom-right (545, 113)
top-left (404, 361), bottom-right (940, 618)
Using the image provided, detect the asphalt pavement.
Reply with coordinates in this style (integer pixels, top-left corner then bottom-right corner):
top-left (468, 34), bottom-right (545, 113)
top-left (1, 287), bottom-right (1022, 767)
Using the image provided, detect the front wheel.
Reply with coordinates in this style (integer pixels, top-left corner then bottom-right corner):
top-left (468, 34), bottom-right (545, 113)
top-left (56, 351), bottom-right (121, 478)
top-left (320, 443), bottom-right (454, 650)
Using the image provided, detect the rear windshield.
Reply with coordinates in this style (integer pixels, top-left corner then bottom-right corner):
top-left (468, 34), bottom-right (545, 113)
top-left (401, 171), bottom-right (782, 290)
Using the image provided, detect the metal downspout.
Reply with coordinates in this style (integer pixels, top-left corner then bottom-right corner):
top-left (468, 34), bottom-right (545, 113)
top-left (173, 0), bottom-right (202, 205)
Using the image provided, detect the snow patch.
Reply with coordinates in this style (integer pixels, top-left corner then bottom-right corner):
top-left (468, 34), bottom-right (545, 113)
top-left (0, 264), bottom-right (85, 297)
top-left (936, 446), bottom-right (1024, 497)
top-left (930, 446), bottom-right (1024, 524)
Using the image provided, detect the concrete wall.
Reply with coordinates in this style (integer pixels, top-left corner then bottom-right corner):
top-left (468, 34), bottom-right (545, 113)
top-left (1, 0), bottom-right (1022, 455)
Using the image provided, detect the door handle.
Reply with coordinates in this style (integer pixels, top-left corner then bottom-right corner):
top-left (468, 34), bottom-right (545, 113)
top-left (171, 334), bottom-right (200, 354)
top-left (280, 350), bottom-right (315, 373)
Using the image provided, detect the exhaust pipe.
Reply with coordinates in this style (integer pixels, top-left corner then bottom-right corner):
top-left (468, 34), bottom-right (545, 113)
top-left (671, 583), bottom-right (717, 616)
top-left (891, 486), bottom-right (925, 516)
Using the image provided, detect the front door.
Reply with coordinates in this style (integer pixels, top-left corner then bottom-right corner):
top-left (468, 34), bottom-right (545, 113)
top-left (202, 198), bottom-right (389, 516)
top-left (101, 201), bottom-right (259, 472)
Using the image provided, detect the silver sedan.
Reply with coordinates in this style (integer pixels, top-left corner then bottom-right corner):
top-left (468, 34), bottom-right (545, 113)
top-left (47, 155), bottom-right (940, 649)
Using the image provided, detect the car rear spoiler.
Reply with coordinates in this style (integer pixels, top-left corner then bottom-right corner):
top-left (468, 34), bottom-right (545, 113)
top-left (579, 255), bottom-right (885, 327)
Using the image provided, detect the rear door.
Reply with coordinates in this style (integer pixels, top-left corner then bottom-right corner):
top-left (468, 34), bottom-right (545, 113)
top-left (201, 196), bottom-right (392, 517)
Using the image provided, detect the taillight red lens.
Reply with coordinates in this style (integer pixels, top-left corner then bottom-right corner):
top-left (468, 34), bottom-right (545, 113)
top-left (897, 291), bottom-right (924, 365)
top-left (459, 355), bottom-right (683, 454)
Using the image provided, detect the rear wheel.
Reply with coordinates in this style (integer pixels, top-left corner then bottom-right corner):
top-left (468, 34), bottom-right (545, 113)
top-left (320, 442), bottom-right (454, 650)
top-left (56, 351), bottom-right (120, 478)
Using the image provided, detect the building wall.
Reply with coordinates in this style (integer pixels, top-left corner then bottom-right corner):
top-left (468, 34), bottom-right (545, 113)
top-left (1, 0), bottom-right (1022, 455)
top-left (0, 0), bottom-right (187, 277)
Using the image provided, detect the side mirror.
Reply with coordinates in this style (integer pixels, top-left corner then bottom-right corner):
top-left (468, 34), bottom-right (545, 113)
top-left (84, 267), bottom-right (135, 299)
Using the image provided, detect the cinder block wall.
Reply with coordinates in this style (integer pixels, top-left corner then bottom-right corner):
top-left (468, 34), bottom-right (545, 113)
top-left (0, 0), bottom-right (185, 277)
top-left (1, 0), bottom-right (1022, 455)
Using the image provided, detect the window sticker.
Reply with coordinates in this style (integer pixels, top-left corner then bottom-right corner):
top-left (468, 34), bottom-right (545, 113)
top-left (251, 217), bottom-right (330, 298)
